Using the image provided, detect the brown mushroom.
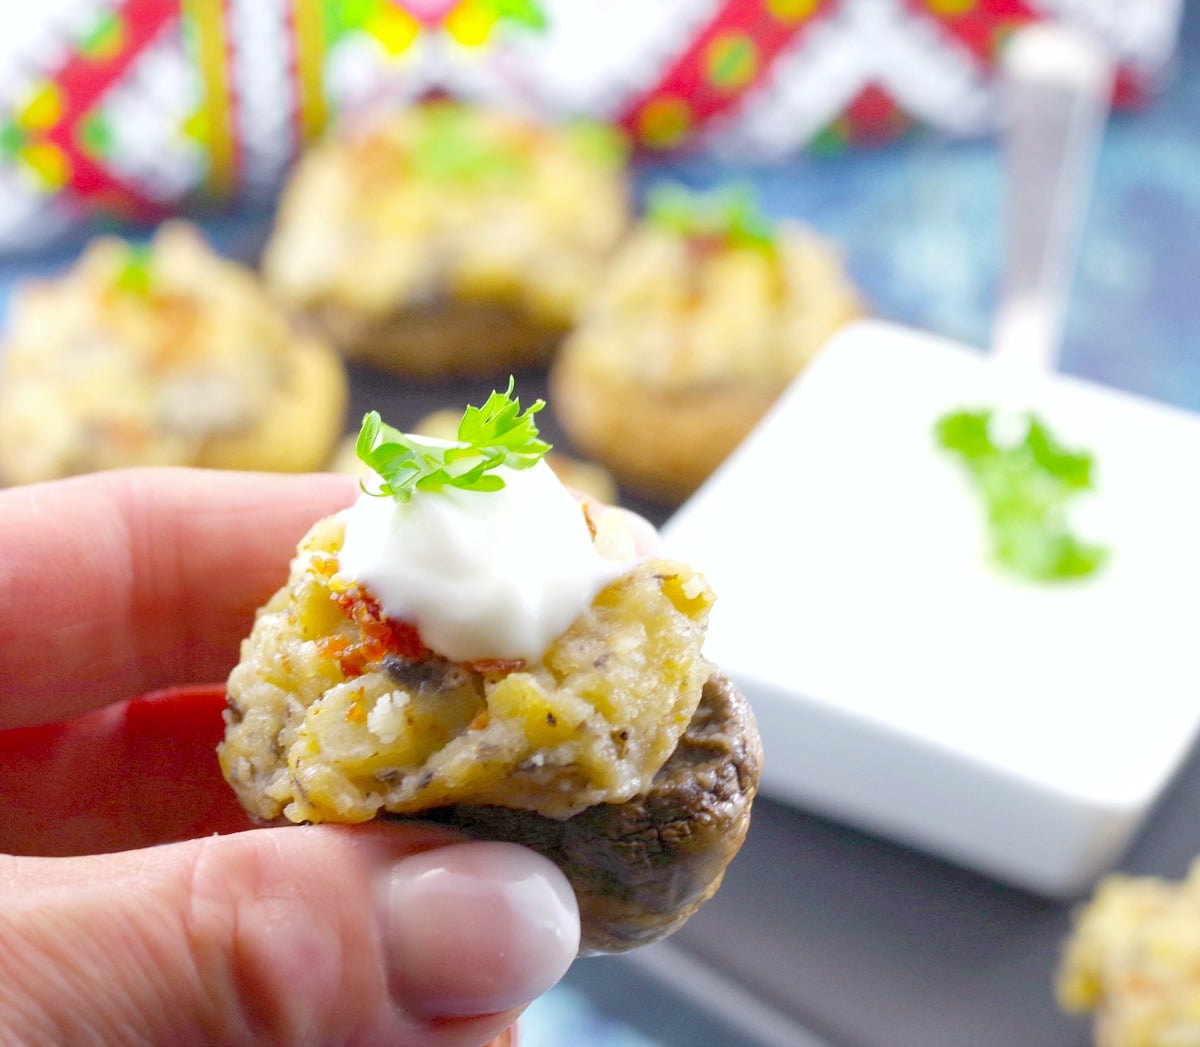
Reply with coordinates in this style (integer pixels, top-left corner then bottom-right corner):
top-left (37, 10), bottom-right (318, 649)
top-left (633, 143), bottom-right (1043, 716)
top-left (410, 672), bottom-right (762, 955)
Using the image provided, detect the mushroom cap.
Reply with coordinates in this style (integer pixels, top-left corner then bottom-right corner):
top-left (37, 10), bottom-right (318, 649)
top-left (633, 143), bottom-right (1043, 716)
top-left (413, 671), bottom-right (762, 955)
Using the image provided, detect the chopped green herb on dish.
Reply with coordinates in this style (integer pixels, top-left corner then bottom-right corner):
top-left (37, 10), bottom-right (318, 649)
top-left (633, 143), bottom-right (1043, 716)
top-left (356, 377), bottom-right (550, 503)
top-left (112, 243), bottom-right (154, 296)
top-left (645, 182), bottom-right (776, 252)
top-left (489, 0), bottom-right (548, 30)
top-left (410, 103), bottom-right (529, 185)
top-left (562, 119), bottom-right (629, 170)
top-left (935, 406), bottom-right (1108, 582)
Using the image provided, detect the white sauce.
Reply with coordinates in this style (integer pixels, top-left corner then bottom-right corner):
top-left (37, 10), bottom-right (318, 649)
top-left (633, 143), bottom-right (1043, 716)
top-left (336, 458), bottom-right (629, 662)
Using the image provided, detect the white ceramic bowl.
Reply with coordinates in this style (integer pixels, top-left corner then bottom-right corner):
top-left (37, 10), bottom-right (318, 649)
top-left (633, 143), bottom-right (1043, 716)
top-left (664, 320), bottom-right (1200, 897)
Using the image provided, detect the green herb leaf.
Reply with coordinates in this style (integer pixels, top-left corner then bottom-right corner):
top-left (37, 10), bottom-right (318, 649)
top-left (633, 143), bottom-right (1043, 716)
top-left (410, 103), bottom-right (529, 185)
top-left (645, 182), bottom-right (776, 251)
top-left (492, 0), bottom-right (548, 30)
top-left (356, 378), bottom-right (550, 503)
top-left (113, 243), bottom-right (154, 296)
top-left (562, 119), bottom-right (629, 170)
top-left (934, 407), bottom-right (1108, 582)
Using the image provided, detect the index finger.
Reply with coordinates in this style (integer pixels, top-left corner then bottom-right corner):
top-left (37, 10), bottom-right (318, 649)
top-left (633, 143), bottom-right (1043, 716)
top-left (0, 467), bottom-right (356, 729)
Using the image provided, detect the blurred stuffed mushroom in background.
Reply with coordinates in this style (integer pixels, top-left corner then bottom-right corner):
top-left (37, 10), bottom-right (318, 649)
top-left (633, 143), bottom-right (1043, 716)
top-left (261, 101), bottom-right (631, 379)
top-left (550, 183), bottom-right (863, 505)
top-left (0, 221), bottom-right (347, 485)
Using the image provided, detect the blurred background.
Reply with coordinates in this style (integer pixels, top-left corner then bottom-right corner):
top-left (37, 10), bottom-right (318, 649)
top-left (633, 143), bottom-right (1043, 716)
top-left (0, 1), bottom-right (1197, 1044)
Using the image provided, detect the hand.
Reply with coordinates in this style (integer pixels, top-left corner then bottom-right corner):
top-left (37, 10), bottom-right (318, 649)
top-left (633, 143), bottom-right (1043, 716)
top-left (0, 468), bottom-right (579, 1047)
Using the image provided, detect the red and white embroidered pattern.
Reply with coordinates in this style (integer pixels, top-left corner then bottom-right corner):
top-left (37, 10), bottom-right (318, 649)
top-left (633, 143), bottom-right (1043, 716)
top-left (0, 0), bottom-right (1182, 249)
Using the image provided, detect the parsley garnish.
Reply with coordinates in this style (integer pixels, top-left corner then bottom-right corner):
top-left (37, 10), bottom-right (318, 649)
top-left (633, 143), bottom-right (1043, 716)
top-left (410, 103), bottom-right (529, 185)
top-left (490, 0), bottom-right (548, 30)
top-left (562, 120), bottom-right (628, 170)
top-left (113, 243), bottom-right (153, 296)
top-left (645, 182), bottom-right (776, 251)
top-left (356, 378), bottom-right (550, 503)
top-left (935, 407), bottom-right (1108, 582)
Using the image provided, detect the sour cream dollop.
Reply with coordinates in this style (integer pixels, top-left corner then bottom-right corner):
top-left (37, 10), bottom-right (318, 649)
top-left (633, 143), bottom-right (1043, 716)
top-left (336, 458), bottom-right (630, 662)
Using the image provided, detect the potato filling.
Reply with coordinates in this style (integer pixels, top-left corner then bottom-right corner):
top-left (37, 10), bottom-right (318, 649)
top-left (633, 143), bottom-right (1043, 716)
top-left (220, 514), bottom-right (714, 824)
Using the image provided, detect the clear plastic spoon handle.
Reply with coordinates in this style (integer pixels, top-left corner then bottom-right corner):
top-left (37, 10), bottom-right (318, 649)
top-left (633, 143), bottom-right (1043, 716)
top-left (990, 24), bottom-right (1113, 377)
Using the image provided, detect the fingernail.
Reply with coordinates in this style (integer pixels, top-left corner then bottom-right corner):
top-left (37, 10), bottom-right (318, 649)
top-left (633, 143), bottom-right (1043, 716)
top-left (380, 841), bottom-right (580, 1018)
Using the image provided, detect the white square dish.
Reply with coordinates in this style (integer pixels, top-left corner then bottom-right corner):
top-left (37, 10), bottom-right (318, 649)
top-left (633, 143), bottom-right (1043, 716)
top-left (663, 319), bottom-right (1200, 897)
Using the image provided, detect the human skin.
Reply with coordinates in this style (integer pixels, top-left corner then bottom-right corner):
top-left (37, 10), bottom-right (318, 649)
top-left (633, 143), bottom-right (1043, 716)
top-left (0, 468), bottom-right (580, 1047)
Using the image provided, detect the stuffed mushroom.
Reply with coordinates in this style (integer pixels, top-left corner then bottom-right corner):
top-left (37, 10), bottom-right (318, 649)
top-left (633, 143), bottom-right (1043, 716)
top-left (0, 221), bottom-right (347, 485)
top-left (219, 384), bottom-right (760, 953)
top-left (550, 182), bottom-right (862, 504)
top-left (261, 102), bottom-right (630, 378)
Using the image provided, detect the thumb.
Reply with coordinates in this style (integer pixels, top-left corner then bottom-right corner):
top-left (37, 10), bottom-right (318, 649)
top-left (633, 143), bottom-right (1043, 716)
top-left (0, 824), bottom-right (579, 1047)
